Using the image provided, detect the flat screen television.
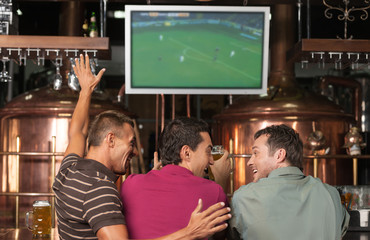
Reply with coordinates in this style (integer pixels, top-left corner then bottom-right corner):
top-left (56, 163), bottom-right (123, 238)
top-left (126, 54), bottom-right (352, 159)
top-left (125, 5), bottom-right (270, 95)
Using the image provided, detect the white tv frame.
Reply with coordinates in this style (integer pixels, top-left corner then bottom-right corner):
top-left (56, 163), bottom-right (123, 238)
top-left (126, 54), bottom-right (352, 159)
top-left (125, 5), bottom-right (270, 95)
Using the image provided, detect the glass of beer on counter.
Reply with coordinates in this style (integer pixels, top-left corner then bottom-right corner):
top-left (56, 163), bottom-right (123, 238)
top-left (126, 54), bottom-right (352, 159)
top-left (25, 200), bottom-right (52, 238)
top-left (208, 145), bottom-right (225, 181)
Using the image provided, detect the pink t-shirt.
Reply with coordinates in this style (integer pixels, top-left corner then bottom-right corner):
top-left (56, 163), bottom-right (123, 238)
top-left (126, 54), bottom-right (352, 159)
top-left (120, 164), bottom-right (228, 239)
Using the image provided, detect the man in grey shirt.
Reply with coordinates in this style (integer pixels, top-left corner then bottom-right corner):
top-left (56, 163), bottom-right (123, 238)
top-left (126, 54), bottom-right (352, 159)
top-left (229, 124), bottom-right (349, 240)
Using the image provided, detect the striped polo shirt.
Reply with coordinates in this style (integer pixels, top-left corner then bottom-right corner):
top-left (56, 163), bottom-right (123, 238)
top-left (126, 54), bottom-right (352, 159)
top-left (52, 153), bottom-right (126, 240)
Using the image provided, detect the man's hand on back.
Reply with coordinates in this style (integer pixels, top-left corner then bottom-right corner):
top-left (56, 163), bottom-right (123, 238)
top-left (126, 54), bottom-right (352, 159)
top-left (185, 199), bottom-right (231, 240)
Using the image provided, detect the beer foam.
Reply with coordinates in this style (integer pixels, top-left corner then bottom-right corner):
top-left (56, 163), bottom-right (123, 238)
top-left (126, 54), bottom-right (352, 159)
top-left (34, 200), bottom-right (50, 207)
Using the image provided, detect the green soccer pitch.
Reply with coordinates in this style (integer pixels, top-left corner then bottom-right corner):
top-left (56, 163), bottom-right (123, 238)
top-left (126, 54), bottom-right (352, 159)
top-left (131, 24), bottom-right (263, 89)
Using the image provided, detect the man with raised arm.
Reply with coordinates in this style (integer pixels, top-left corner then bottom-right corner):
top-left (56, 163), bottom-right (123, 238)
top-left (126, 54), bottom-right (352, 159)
top-left (52, 54), bottom-right (231, 240)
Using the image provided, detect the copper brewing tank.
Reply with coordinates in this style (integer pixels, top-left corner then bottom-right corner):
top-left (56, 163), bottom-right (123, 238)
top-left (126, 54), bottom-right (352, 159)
top-left (0, 85), bottom-right (134, 228)
top-left (213, 4), bottom-right (357, 190)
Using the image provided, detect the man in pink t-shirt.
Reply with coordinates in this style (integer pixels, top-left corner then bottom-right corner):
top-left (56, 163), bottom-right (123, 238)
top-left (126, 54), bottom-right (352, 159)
top-left (120, 117), bottom-right (231, 240)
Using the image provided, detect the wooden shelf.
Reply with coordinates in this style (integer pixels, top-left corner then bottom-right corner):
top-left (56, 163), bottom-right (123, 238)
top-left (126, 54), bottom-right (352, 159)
top-left (0, 35), bottom-right (111, 60)
top-left (287, 38), bottom-right (370, 64)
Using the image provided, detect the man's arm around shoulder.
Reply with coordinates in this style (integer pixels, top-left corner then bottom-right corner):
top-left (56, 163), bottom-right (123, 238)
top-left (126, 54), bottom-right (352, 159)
top-left (96, 199), bottom-right (231, 240)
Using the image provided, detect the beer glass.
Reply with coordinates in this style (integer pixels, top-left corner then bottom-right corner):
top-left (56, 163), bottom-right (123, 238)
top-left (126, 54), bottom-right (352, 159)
top-left (53, 65), bottom-right (62, 90)
top-left (209, 145), bottom-right (225, 181)
top-left (25, 200), bottom-right (52, 238)
top-left (68, 58), bottom-right (80, 91)
top-left (0, 58), bottom-right (11, 82)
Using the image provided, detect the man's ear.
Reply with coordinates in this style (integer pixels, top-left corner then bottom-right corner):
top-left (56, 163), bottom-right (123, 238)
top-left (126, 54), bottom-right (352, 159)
top-left (180, 145), bottom-right (191, 163)
top-left (105, 132), bottom-right (115, 148)
top-left (274, 148), bottom-right (286, 164)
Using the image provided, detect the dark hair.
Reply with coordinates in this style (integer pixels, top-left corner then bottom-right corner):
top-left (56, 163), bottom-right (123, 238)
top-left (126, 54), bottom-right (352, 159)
top-left (159, 117), bottom-right (210, 166)
top-left (254, 124), bottom-right (303, 170)
top-left (88, 110), bottom-right (134, 149)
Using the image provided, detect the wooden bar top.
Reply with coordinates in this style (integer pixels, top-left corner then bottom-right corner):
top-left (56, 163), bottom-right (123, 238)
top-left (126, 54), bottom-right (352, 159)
top-left (0, 228), bottom-right (368, 240)
top-left (0, 228), bottom-right (59, 240)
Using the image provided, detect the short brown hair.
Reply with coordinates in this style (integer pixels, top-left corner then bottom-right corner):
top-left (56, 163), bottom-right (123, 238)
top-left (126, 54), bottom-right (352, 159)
top-left (88, 110), bottom-right (134, 149)
top-left (254, 124), bottom-right (303, 170)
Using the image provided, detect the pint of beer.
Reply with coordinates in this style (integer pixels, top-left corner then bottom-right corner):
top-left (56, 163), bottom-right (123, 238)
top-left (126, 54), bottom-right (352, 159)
top-left (26, 200), bottom-right (52, 238)
top-left (208, 145), bottom-right (224, 181)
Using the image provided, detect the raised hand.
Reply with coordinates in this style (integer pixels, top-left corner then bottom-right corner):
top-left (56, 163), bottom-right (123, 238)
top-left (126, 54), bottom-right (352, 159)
top-left (210, 150), bottom-right (231, 193)
top-left (152, 151), bottom-right (163, 170)
top-left (64, 54), bottom-right (106, 157)
top-left (73, 54), bottom-right (105, 94)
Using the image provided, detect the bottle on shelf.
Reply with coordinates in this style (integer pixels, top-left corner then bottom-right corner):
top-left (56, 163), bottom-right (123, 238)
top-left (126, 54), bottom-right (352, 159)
top-left (82, 19), bottom-right (89, 37)
top-left (88, 12), bottom-right (98, 38)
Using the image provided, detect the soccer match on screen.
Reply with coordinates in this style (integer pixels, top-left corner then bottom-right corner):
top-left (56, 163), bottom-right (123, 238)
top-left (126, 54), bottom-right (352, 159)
top-left (130, 10), bottom-right (265, 89)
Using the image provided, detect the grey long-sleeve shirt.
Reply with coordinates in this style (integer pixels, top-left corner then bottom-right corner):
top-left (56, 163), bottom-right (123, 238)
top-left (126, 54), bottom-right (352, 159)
top-left (229, 166), bottom-right (350, 240)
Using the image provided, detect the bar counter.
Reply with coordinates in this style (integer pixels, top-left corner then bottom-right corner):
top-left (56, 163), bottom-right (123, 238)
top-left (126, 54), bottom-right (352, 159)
top-left (343, 231), bottom-right (370, 240)
top-left (0, 228), bottom-right (368, 240)
top-left (0, 228), bottom-right (59, 240)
